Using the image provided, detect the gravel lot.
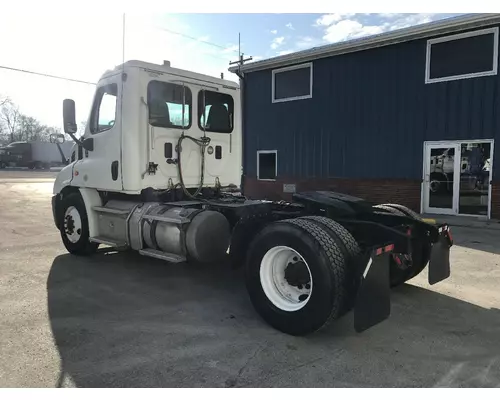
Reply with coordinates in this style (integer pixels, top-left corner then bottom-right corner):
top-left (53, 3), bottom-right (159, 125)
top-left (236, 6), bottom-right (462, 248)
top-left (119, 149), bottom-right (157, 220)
top-left (1, 170), bottom-right (500, 388)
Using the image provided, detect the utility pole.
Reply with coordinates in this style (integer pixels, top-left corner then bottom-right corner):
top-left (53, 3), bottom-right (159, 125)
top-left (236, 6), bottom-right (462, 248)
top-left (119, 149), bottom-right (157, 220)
top-left (229, 33), bottom-right (252, 77)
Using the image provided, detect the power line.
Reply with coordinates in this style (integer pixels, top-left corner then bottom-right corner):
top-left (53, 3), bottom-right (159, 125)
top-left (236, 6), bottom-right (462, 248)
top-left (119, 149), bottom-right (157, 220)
top-left (153, 25), bottom-right (240, 54)
top-left (0, 65), bottom-right (96, 86)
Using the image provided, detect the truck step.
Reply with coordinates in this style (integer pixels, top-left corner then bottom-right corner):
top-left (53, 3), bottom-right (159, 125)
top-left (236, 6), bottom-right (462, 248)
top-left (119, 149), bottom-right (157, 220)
top-left (90, 236), bottom-right (127, 248)
top-left (138, 248), bottom-right (186, 263)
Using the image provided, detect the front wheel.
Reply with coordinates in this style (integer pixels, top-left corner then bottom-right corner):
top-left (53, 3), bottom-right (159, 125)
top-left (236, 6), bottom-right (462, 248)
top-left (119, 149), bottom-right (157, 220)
top-left (245, 218), bottom-right (347, 336)
top-left (59, 192), bottom-right (99, 256)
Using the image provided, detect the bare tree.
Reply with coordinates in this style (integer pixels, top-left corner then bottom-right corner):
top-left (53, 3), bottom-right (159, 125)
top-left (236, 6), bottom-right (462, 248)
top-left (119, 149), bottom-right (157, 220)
top-left (1, 99), bottom-right (20, 143)
top-left (16, 114), bottom-right (49, 142)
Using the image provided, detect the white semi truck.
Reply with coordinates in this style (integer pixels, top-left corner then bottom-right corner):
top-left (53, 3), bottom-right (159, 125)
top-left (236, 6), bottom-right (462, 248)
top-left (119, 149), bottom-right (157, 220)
top-left (51, 60), bottom-right (453, 336)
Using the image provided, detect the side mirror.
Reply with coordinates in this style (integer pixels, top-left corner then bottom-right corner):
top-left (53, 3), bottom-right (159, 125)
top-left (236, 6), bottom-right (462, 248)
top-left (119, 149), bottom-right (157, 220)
top-left (63, 99), bottom-right (77, 135)
top-left (49, 133), bottom-right (65, 144)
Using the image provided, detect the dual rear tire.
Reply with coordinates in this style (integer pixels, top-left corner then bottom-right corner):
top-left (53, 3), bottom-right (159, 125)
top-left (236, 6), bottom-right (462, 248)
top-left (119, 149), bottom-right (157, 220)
top-left (244, 216), bottom-right (360, 336)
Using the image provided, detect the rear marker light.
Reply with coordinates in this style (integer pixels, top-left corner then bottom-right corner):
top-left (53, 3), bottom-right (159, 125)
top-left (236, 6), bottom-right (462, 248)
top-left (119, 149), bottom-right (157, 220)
top-left (376, 244), bottom-right (394, 255)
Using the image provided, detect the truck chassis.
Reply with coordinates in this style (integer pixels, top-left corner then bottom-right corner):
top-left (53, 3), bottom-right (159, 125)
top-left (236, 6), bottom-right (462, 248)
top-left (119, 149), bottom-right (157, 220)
top-left (52, 185), bottom-right (452, 336)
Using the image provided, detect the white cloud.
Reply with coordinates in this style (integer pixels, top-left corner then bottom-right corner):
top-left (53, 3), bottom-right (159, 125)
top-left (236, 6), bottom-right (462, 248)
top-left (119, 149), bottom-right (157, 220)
top-left (323, 19), bottom-right (384, 43)
top-left (270, 29), bottom-right (278, 34)
top-left (316, 13), bottom-right (441, 44)
top-left (377, 13), bottom-right (404, 19)
top-left (314, 13), bottom-right (355, 27)
top-left (387, 13), bottom-right (437, 31)
top-left (286, 23), bottom-right (295, 30)
top-left (271, 36), bottom-right (285, 49)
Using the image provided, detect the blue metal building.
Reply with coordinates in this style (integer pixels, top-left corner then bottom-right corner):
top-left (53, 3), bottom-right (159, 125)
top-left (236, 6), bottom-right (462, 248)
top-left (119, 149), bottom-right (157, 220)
top-left (229, 13), bottom-right (500, 219)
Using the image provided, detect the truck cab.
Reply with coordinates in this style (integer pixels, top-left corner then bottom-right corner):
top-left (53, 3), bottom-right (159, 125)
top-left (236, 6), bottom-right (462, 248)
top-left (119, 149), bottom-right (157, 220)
top-left (54, 60), bottom-right (242, 196)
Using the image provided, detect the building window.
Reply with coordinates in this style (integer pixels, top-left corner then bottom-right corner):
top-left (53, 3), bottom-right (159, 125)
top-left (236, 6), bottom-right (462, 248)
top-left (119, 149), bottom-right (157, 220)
top-left (198, 90), bottom-right (234, 133)
top-left (425, 27), bottom-right (499, 84)
top-left (257, 150), bottom-right (277, 180)
top-left (147, 80), bottom-right (192, 129)
top-left (272, 63), bottom-right (313, 103)
top-left (89, 84), bottom-right (118, 134)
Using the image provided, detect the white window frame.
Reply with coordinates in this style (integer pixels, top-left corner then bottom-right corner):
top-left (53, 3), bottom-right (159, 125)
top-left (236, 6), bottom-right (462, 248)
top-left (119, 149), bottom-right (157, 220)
top-left (257, 150), bottom-right (277, 181)
top-left (272, 62), bottom-right (313, 103)
top-left (425, 27), bottom-right (499, 84)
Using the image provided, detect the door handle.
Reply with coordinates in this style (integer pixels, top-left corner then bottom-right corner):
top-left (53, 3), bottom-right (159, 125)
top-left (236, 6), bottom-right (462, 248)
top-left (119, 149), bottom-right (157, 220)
top-left (150, 127), bottom-right (155, 149)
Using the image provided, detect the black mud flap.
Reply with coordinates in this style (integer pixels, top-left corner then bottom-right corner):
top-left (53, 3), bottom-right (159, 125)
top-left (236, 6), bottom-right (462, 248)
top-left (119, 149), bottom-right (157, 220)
top-left (428, 224), bottom-right (452, 285)
top-left (353, 244), bottom-right (393, 333)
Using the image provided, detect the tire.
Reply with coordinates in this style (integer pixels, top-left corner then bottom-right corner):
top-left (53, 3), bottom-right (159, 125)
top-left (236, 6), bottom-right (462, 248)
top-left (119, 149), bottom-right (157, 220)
top-left (59, 192), bottom-right (99, 256)
top-left (373, 204), bottom-right (406, 217)
top-left (379, 203), bottom-right (422, 221)
top-left (374, 203), bottom-right (431, 286)
top-left (245, 218), bottom-right (347, 336)
top-left (299, 216), bottom-right (361, 315)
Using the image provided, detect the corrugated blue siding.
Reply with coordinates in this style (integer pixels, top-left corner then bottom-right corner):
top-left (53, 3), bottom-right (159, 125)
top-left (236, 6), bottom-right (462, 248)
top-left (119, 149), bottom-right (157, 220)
top-left (243, 24), bottom-right (500, 180)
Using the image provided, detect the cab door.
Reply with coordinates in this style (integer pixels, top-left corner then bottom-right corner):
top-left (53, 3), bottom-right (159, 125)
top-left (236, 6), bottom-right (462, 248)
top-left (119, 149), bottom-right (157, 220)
top-left (143, 78), bottom-right (199, 189)
top-left (196, 87), bottom-right (236, 185)
top-left (72, 73), bottom-right (123, 191)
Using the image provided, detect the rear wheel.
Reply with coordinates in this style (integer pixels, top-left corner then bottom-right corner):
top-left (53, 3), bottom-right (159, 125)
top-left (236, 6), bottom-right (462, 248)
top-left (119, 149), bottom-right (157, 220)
top-left (59, 192), bottom-right (99, 256)
top-left (299, 216), bottom-right (361, 315)
top-left (245, 218), bottom-right (347, 336)
top-left (379, 203), bottom-right (422, 221)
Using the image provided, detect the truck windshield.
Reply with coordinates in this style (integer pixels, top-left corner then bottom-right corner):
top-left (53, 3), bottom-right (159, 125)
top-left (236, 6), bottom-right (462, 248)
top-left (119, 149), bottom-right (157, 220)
top-left (147, 81), bottom-right (192, 129)
top-left (198, 90), bottom-right (234, 133)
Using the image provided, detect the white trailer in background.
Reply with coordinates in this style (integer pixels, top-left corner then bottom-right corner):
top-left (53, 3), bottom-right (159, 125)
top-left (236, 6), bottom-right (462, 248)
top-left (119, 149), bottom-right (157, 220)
top-left (0, 140), bottom-right (74, 169)
top-left (31, 141), bottom-right (75, 168)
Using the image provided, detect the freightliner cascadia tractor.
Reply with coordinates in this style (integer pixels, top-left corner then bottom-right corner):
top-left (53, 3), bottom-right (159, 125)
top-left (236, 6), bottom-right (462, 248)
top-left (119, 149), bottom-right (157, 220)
top-left (51, 60), bottom-right (453, 336)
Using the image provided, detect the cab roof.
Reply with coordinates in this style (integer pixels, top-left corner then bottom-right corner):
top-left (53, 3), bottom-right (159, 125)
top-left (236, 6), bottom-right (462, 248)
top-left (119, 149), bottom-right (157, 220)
top-left (100, 60), bottom-right (240, 89)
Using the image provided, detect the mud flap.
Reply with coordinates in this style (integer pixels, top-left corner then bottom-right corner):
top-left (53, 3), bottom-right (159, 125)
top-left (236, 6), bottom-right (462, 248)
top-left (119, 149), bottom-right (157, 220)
top-left (428, 224), bottom-right (452, 285)
top-left (353, 245), bottom-right (393, 333)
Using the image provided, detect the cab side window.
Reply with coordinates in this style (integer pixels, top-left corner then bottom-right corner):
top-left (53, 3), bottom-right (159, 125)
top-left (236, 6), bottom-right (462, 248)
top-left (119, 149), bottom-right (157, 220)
top-left (198, 90), bottom-right (234, 133)
top-left (90, 83), bottom-right (118, 134)
top-left (147, 80), bottom-right (192, 129)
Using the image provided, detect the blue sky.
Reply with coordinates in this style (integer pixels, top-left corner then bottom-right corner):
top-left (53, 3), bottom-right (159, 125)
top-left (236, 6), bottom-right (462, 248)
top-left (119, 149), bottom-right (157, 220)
top-left (168, 13), bottom-right (463, 60)
top-left (0, 13), bottom-right (465, 127)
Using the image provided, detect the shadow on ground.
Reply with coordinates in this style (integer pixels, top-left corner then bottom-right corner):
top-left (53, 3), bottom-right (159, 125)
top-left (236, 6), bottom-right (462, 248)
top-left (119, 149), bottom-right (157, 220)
top-left (449, 226), bottom-right (500, 255)
top-left (47, 251), bottom-right (500, 388)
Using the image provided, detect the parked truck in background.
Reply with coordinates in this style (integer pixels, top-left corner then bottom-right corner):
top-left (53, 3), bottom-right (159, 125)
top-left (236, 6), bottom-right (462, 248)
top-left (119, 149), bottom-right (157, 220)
top-left (0, 139), bottom-right (74, 169)
top-left (50, 60), bottom-right (453, 336)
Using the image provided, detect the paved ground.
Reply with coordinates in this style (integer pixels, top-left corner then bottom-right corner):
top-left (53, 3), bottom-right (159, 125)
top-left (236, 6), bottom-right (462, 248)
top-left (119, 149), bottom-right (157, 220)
top-left (1, 170), bottom-right (500, 388)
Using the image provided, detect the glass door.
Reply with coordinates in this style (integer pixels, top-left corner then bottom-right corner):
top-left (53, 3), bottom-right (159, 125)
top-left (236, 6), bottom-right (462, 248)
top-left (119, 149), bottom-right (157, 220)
top-left (458, 141), bottom-right (492, 217)
top-left (423, 143), bottom-right (461, 215)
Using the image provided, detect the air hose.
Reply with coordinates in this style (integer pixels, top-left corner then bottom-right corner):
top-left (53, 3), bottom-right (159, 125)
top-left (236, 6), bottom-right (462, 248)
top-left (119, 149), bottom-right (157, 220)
top-left (176, 133), bottom-right (211, 199)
